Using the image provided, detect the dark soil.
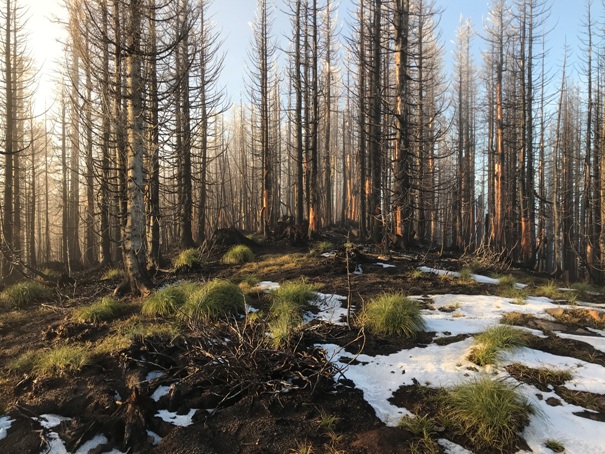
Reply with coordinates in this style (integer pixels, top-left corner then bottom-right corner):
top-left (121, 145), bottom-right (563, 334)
top-left (0, 239), bottom-right (604, 453)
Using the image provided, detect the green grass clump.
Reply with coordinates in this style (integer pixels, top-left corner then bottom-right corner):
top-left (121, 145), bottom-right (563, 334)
top-left (361, 293), bottom-right (426, 337)
top-left (0, 281), bottom-right (52, 309)
top-left (310, 240), bottom-right (334, 255)
top-left (469, 325), bottom-right (527, 366)
top-left (174, 248), bottom-right (204, 269)
top-left (544, 439), bottom-right (565, 453)
top-left (497, 274), bottom-right (517, 289)
top-left (268, 281), bottom-right (317, 346)
top-left (10, 345), bottom-right (90, 377)
top-left (269, 299), bottom-right (305, 347)
top-left (459, 267), bottom-right (474, 283)
top-left (101, 268), bottom-right (124, 281)
top-left (409, 269), bottom-right (425, 279)
top-left (221, 245), bottom-right (255, 265)
top-left (7, 350), bottom-right (38, 374)
top-left (398, 414), bottom-right (438, 437)
top-left (74, 297), bottom-right (125, 323)
top-left (117, 315), bottom-right (180, 340)
top-left (180, 279), bottom-right (245, 323)
top-left (535, 280), bottom-right (567, 300)
top-left (440, 377), bottom-right (535, 451)
top-left (93, 334), bottom-right (132, 355)
top-left (273, 280), bottom-right (317, 307)
top-left (142, 283), bottom-right (193, 317)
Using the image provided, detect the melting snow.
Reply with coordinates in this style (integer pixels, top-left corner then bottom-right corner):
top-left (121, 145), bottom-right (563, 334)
top-left (146, 370), bottom-right (166, 381)
top-left (147, 429), bottom-right (162, 446)
top-left (151, 385), bottom-right (172, 402)
top-left (257, 281), bottom-right (280, 291)
top-left (316, 280), bottom-right (605, 454)
top-left (155, 408), bottom-right (198, 427)
top-left (375, 262), bottom-right (397, 269)
top-left (312, 292), bottom-right (350, 325)
top-left (0, 416), bottom-right (13, 441)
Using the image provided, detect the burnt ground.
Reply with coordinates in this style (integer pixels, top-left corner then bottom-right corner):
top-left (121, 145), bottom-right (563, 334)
top-left (0, 238), bottom-right (604, 454)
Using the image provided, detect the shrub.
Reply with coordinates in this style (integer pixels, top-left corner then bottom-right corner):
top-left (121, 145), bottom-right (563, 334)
top-left (221, 245), bottom-right (254, 265)
top-left (440, 377), bottom-right (535, 451)
top-left (0, 281), bottom-right (52, 309)
top-left (142, 284), bottom-right (191, 317)
top-left (469, 325), bottom-right (527, 366)
top-left (361, 293), bottom-right (425, 337)
top-left (174, 248), bottom-right (204, 269)
top-left (180, 279), bottom-right (245, 323)
top-left (74, 297), bottom-right (125, 323)
top-left (101, 268), bottom-right (124, 281)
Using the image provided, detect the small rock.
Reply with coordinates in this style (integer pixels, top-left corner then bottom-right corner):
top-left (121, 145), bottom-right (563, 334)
top-left (546, 397), bottom-right (562, 407)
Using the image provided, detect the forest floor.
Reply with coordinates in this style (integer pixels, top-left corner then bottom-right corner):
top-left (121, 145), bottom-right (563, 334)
top-left (0, 232), bottom-right (605, 454)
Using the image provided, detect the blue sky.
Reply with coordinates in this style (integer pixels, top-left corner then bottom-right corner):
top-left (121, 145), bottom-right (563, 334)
top-left (211, 0), bottom-right (603, 102)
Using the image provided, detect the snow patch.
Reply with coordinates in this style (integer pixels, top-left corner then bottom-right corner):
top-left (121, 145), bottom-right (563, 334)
top-left (146, 370), bottom-right (166, 381)
top-left (155, 408), bottom-right (198, 427)
top-left (0, 416), bottom-right (14, 441)
top-left (151, 385), bottom-right (172, 402)
top-left (257, 281), bottom-right (280, 291)
top-left (147, 429), bottom-right (162, 446)
top-left (375, 262), bottom-right (396, 269)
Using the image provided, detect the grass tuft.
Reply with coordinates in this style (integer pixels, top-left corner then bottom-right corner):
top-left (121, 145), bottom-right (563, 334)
top-left (174, 248), bottom-right (204, 269)
top-left (221, 245), bottom-right (255, 265)
top-left (117, 315), bottom-right (180, 340)
top-left (10, 345), bottom-right (91, 377)
top-left (0, 281), bottom-right (52, 309)
top-left (544, 439), bottom-right (565, 453)
top-left (310, 241), bottom-right (334, 255)
top-left (74, 297), bottom-right (126, 323)
top-left (535, 280), bottom-right (567, 300)
top-left (141, 283), bottom-right (199, 317)
top-left (440, 376), bottom-right (535, 451)
top-left (459, 267), bottom-right (474, 283)
top-left (469, 325), bottom-right (527, 366)
top-left (101, 268), bottom-right (124, 281)
top-left (409, 269), bottom-right (425, 279)
top-left (496, 274), bottom-right (517, 289)
top-left (360, 293), bottom-right (426, 337)
top-left (269, 300), bottom-right (304, 347)
top-left (180, 279), bottom-right (245, 323)
top-left (273, 280), bottom-right (317, 306)
top-left (398, 414), bottom-right (438, 437)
